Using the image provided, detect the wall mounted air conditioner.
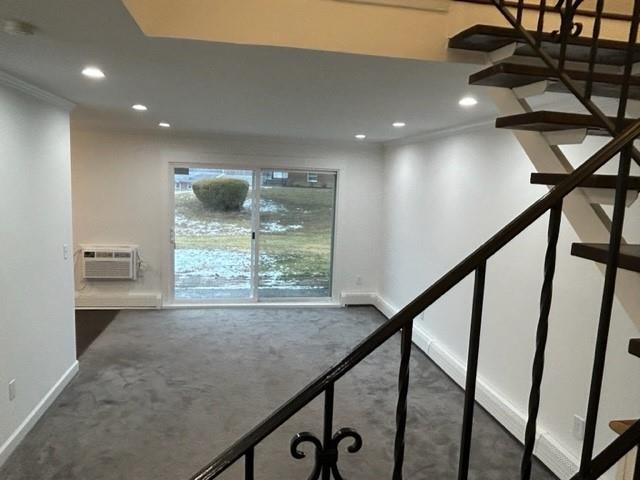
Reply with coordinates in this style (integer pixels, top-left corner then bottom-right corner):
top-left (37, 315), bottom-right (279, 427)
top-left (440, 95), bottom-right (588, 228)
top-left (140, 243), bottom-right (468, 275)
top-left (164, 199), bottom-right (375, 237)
top-left (82, 245), bottom-right (138, 280)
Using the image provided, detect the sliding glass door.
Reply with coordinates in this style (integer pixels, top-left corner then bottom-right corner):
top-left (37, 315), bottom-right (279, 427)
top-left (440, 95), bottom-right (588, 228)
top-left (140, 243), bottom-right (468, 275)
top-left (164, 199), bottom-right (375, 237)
top-left (172, 166), bottom-right (336, 302)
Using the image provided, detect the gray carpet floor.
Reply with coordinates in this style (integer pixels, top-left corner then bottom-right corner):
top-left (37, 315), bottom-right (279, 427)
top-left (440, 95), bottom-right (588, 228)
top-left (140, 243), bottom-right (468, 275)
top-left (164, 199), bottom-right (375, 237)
top-left (0, 307), bottom-right (556, 479)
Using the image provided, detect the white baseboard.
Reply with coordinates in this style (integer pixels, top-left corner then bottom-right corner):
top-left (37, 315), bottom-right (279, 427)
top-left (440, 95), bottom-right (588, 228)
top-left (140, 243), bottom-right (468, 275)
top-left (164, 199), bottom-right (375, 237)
top-left (413, 323), bottom-right (579, 479)
top-left (340, 292), bottom-right (377, 306)
top-left (412, 322), bottom-right (579, 478)
top-left (0, 361), bottom-right (79, 467)
top-left (343, 292), bottom-right (580, 480)
top-left (372, 295), bottom-right (398, 319)
top-left (340, 291), bottom-right (398, 318)
top-left (164, 301), bottom-right (342, 309)
top-left (75, 291), bottom-right (162, 309)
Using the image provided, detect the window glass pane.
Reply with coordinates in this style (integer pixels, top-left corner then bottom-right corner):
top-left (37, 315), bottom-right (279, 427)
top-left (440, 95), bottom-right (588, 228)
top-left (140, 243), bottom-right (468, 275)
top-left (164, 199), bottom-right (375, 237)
top-left (259, 170), bottom-right (336, 298)
top-left (174, 168), bottom-right (254, 300)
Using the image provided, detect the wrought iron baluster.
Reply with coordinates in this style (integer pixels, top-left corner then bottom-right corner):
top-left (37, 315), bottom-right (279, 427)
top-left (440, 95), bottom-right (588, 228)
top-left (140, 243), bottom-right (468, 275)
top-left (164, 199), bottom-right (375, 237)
top-left (290, 383), bottom-right (362, 480)
top-left (579, 146), bottom-right (633, 475)
top-left (584, 0), bottom-right (604, 99)
top-left (615, 0), bottom-right (640, 130)
top-left (393, 320), bottom-right (414, 480)
top-left (634, 445), bottom-right (640, 480)
top-left (556, 0), bottom-right (573, 72)
top-left (245, 448), bottom-right (254, 480)
top-left (457, 262), bottom-right (487, 480)
top-left (520, 201), bottom-right (563, 480)
top-left (322, 384), bottom-right (335, 480)
top-left (516, 0), bottom-right (525, 24)
top-left (535, 0), bottom-right (547, 47)
top-left (553, 0), bottom-right (586, 72)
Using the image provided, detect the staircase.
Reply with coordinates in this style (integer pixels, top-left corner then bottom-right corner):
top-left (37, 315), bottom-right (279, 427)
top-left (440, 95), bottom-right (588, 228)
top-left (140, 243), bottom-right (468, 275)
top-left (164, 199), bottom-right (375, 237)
top-left (187, 1), bottom-right (640, 479)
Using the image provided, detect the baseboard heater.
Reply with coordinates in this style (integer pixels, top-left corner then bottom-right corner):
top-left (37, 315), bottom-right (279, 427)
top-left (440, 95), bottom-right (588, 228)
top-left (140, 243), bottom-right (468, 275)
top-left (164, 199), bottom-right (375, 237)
top-left (75, 292), bottom-right (162, 309)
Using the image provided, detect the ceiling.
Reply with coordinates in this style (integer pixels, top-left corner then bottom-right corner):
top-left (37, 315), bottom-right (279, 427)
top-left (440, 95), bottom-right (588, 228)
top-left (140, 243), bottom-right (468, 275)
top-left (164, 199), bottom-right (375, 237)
top-left (0, 0), bottom-right (496, 142)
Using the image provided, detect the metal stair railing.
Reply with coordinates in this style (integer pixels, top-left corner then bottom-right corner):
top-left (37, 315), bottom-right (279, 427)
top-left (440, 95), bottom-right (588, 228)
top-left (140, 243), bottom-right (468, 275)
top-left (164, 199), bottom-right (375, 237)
top-left (190, 119), bottom-right (640, 479)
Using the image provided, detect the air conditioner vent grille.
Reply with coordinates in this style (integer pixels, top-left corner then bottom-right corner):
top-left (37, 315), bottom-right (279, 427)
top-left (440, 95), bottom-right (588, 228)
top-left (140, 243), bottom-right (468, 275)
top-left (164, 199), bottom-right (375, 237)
top-left (85, 261), bottom-right (132, 278)
top-left (81, 245), bottom-right (138, 280)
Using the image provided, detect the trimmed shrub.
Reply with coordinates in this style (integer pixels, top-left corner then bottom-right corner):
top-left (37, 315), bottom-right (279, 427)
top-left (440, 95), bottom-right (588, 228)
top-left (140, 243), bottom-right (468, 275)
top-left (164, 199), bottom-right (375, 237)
top-left (192, 177), bottom-right (249, 211)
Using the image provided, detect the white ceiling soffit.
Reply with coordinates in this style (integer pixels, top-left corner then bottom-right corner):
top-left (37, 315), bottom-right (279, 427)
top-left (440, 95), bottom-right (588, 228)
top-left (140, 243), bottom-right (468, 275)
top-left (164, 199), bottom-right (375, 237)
top-left (334, 0), bottom-right (450, 12)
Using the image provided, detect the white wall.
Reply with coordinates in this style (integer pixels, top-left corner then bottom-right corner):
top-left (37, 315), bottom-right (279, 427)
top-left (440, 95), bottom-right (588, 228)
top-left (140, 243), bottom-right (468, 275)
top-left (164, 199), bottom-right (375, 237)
top-left (70, 129), bottom-right (384, 306)
top-left (380, 124), bottom-right (640, 479)
top-left (0, 77), bottom-right (77, 465)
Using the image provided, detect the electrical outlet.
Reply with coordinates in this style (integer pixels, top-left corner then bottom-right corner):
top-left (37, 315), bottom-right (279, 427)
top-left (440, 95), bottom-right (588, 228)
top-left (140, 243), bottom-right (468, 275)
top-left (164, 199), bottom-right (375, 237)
top-left (573, 415), bottom-right (585, 440)
top-left (63, 244), bottom-right (69, 260)
top-left (8, 379), bottom-right (16, 401)
top-left (355, 275), bottom-right (363, 286)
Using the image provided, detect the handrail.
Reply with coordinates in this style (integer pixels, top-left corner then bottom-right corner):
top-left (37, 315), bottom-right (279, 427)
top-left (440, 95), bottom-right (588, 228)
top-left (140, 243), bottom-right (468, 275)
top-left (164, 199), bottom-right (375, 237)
top-left (190, 117), bottom-right (640, 480)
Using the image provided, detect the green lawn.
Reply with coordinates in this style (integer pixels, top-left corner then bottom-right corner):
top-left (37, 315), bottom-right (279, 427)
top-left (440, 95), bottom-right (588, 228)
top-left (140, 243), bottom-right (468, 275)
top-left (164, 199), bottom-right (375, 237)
top-left (175, 186), bottom-right (335, 287)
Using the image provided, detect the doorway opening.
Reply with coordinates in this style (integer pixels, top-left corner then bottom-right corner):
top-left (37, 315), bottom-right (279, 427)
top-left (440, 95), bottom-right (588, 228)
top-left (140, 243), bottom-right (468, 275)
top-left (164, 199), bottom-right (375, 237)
top-left (172, 166), bottom-right (336, 302)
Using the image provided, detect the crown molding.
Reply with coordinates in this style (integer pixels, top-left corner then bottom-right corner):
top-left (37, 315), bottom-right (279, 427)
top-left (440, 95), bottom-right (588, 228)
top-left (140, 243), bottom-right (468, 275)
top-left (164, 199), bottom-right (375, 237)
top-left (0, 70), bottom-right (75, 111)
top-left (383, 116), bottom-right (495, 148)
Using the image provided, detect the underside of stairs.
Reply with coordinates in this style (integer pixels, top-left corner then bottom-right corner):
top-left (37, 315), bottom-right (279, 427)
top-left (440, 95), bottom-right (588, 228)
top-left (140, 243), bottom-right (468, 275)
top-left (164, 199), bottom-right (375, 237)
top-left (450, 21), bottom-right (640, 292)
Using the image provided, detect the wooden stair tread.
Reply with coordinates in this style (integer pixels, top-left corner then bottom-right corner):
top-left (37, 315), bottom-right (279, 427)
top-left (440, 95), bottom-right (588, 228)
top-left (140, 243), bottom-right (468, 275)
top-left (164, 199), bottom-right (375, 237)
top-left (609, 419), bottom-right (637, 435)
top-left (531, 173), bottom-right (640, 190)
top-left (496, 111), bottom-right (634, 135)
top-left (449, 24), bottom-right (640, 66)
top-left (571, 243), bottom-right (640, 272)
top-left (629, 338), bottom-right (640, 358)
top-left (469, 63), bottom-right (640, 100)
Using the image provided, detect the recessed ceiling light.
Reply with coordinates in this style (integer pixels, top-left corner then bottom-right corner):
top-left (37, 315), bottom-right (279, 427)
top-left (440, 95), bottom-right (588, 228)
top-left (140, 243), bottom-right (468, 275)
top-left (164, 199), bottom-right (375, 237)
top-left (392, 122), bottom-right (406, 128)
top-left (355, 134), bottom-right (367, 140)
top-left (81, 66), bottom-right (105, 79)
top-left (459, 96), bottom-right (478, 107)
top-left (158, 122), bottom-right (171, 128)
top-left (132, 104), bottom-right (148, 111)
